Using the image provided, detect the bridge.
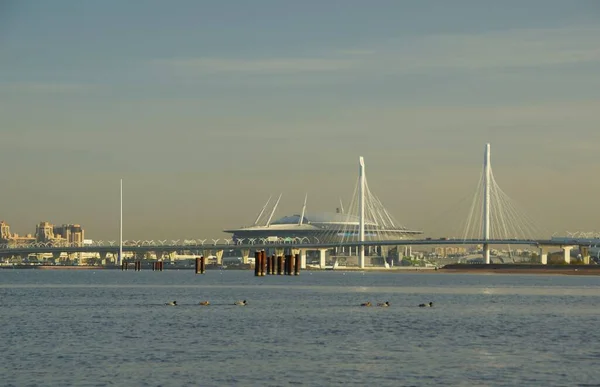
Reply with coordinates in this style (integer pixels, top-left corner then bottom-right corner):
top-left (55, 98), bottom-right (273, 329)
top-left (1, 144), bottom-right (595, 267)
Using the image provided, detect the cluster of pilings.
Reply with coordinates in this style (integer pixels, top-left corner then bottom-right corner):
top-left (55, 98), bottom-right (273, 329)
top-left (254, 251), bottom-right (300, 276)
top-left (152, 261), bottom-right (164, 271)
top-left (195, 257), bottom-right (206, 274)
top-left (122, 261), bottom-right (143, 271)
top-left (121, 261), bottom-right (165, 271)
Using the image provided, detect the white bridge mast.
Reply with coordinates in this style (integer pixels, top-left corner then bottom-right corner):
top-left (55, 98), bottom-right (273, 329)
top-left (359, 157), bottom-right (365, 269)
top-left (119, 178), bottom-right (123, 267)
top-left (483, 144), bottom-right (491, 264)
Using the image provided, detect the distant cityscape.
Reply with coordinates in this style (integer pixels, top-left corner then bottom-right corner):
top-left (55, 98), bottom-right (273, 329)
top-left (0, 220), bottom-right (85, 247)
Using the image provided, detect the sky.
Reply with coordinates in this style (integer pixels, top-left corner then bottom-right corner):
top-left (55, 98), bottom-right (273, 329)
top-left (1, 0), bottom-right (600, 241)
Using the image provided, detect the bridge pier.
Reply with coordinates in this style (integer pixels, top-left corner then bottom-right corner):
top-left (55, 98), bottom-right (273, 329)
top-left (319, 248), bottom-right (327, 268)
top-left (202, 250), bottom-right (211, 263)
top-left (579, 245), bottom-right (590, 264)
top-left (300, 249), bottom-right (307, 269)
top-left (241, 249), bottom-right (250, 264)
top-left (539, 246), bottom-right (550, 265)
top-left (167, 251), bottom-right (177, 262)
top-left (215, 250), bottom-right (223, 265)
top-left (483, 244), bottom-right (490, 265)
top-left (562, 246), bottom-right (574, 264)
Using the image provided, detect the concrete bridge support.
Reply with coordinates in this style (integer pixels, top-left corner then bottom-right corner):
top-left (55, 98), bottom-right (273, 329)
top-left (52, 252), bottom-right (62, 262)
top-left (380, 246), bottom-right (388, 259)
top-left (215, 250), bottom-right (223, 265)
top-left (167, 251), bottom-right (177, 262)
top-left (580, 246), bottom-right (590, 264)
top-left (319, 248), bottom-right (328, 268)
top-left (562, 246), bottom-right (574, 264)
top-left (99, 252), bottom-right (108, 264)
top-left (539, 246), bottom-right (550, 265)
top-left (241, 249), bottom-right (250, 264)
top-left (300, 249), bottom-right (307, 269)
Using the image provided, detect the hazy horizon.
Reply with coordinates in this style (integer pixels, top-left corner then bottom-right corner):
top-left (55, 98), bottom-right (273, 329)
top-left (1, 1), bottom-right (600, 241)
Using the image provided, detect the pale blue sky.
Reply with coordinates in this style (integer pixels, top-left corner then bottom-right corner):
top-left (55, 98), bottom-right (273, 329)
top-left (1, 0), bottom-right (599, 240)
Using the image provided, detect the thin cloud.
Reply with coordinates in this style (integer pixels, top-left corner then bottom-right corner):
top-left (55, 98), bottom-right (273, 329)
top-left (0, 82), bottom-right (94, 94)
top-left (151, 25), bottom-right (600, 85)
top-left (153, 57), bottom-right (355, 74)
top-left (387, 25), bottom-right (600, 72)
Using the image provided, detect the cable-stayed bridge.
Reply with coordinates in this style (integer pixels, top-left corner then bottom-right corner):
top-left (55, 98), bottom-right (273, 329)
top-left (0, 144), bottom-right (594, 267)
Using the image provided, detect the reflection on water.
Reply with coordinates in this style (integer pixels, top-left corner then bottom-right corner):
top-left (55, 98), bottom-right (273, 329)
top-left (1, 270), bottom-right (599, 386)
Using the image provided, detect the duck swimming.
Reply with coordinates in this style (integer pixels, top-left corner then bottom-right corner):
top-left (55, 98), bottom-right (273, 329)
top-left (166, 301), bottom-right (177, 306)
top-left (418, 302), bottom-right (433, 308)
top-left (377, 301), bottom-right (390, 307)
top-left (360, 302), bottom-right (372, 307)
top-left (199, 301), bottom-right (210, 306)
top-left (234, 300), bottom-right (247, 306)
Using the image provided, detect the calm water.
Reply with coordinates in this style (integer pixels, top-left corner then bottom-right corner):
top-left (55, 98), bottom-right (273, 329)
top-left (1, 269), bottom-right (599, 386)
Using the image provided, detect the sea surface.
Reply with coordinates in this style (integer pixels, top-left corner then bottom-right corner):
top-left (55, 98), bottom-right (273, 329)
top-left (1, 269), bottom-right (599, 386)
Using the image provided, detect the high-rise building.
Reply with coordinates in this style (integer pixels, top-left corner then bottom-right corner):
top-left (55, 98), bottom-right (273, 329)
top-left (54, 224), bottom-right (85, 246)
top-left (0, 221), bottom-right (85, 246)
top-left (0, 221), bottom-right (11, 241)
top-left (35, 221), bottom-right (55, 242)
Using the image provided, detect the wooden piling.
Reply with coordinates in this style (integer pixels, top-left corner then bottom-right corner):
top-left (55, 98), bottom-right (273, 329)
top-left (277, 256), bottom-right (283, 275)
top-left (200, 256), bottom-right (206, 274)
top-left (260, 250), bottom-right (267, 276)
top-left (269, 255), bottom-right (275, 275)
top-left (195, 257), bottom-right (201, 274)
top-left (254, 251), bottom-right (260, 276)
top-left (284, 255), bottom-right (291, 275)
top-left (294, 254), bottom-right (300, 275)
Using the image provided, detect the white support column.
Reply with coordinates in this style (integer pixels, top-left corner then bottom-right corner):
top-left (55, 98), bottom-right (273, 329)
top-left (539, 246), bottom-right (549, 265)
top-left (359, 157), bottom-right (365, 269)
top-left (215, 250), bottom-right (224, 265)
top-left (484, 244), bottom-right (490, 265)
top-left (241, 248), bottom-right (250, 264)
top-left (483, 144), bottom-right (491, 264)
top-left (300, 249), bottom-right (307, 269)
top-left (119, 178), bottom-right (123, 267)
top-left (319, 248), bottom-right (327, 268)
top-left (562, 246), bottom-right (573, 264)
top-left (580, 246), bottom-right (590, 265)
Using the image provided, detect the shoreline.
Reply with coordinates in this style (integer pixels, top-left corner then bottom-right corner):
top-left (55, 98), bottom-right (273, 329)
top-left (2, 263), bottom-right (599, 275)
top-left (440, 263), bottom-right (600, 276)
